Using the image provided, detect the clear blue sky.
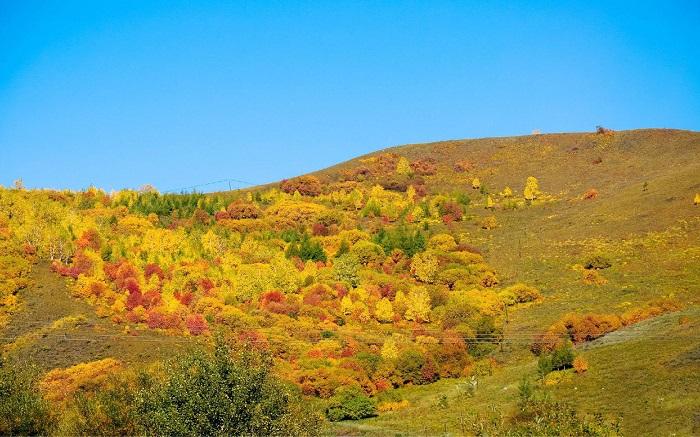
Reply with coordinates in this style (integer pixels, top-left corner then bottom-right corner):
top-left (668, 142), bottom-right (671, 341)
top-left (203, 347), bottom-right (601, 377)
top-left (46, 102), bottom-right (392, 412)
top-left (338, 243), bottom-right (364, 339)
top-left (1, 1), bottom-right (699, 192)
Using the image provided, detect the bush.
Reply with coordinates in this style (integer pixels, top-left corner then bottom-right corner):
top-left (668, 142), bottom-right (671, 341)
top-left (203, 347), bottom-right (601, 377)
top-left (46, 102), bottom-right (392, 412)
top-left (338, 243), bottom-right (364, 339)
top-left (583, 254), bottom-right (612, 270)
top-left (350, 241), bottom-right (385, 266)
top-left (326, 387), bottom-right (376, 421)
top-left (136, 339), bottom-right (323, 435)
top-left (0, 358), bottom-right (53, 435)
top-left (280, 176), bottom-right (322, 197)
top-left (501, 283), bottom-right (541, 304)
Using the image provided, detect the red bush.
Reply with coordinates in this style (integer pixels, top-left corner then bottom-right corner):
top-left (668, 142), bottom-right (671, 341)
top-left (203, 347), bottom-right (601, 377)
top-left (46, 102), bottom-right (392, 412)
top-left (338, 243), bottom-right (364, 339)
top-left (126, 289), bottom-right (143, 311)
top-left (122, 277), bottom-right (141, 294)
top-left (174, 291), bottom-right (194, 306)
top-left (144, 263), bottom-right (164, 280)
top-left (311, 222), bottom-right (329, 236)
top-left (186, 314), bottom-right (209, 335)
top-left (77, 229), bottom-right (102, 251)
top-left (141, 290), bottom-right (161, 309)
top-left (260, 290), bottom-right (285, 307)
top-left (214, 210), bottom-right (231, 221)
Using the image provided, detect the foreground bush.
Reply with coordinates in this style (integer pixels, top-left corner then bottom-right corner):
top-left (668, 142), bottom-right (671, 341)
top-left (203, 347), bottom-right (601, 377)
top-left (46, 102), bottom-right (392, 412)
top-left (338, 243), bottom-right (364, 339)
top-left (325, 387), bottom-right (376, 421)
top-left (0, 357), bottom-right (53, 435)
top-left (59, 338), bottom-right (325, 436)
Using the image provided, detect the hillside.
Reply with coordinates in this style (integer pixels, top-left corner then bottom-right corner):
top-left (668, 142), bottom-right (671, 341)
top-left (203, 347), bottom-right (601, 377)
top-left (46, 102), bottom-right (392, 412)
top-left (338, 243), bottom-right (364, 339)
top-left (1, 128), bottom-right (699, 435)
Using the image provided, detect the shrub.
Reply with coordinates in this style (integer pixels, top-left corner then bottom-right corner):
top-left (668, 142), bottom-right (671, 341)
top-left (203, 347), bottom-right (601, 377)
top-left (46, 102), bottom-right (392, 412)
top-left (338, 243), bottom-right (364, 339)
top-left (480, 216), bottom-right (498, 230)
top-left (453, 160), bottom-right (473, 173)
top-left (582, 188), bottom-right (598, 200)
top-left (573, 356), bottom-right (589, 373)
top-left (280, 176), bottom-right (322, 197)
top-left (333, 254), bottom-right (360, 287)
top-left (502, 283), bottom-right (541, 304)
top-left (0, 358), bottom-right (53, 435)
top-left (326, 387), bottom-right (376, 421)
top-left (395, 350), bottom-right (425, 385)
top-left (186, 314), bottom-right (209, 335)
top-left (410, 158), bottom-right (437, 176)
top-left (40, 358), bottom-right (123, 403)
top-left (350, 241), bottom-right (385, 266)
top-left (136, 339), bottom-right (323, 435)
top-left (583, 254), bottom-right (612, 270)
top-left (226, 201), bottom-right (261, 219)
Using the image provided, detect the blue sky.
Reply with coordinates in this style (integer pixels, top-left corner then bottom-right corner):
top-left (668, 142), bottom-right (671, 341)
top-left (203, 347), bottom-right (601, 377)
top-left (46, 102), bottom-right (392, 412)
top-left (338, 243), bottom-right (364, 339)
top-left (1, 1), bottom-right (699, 192)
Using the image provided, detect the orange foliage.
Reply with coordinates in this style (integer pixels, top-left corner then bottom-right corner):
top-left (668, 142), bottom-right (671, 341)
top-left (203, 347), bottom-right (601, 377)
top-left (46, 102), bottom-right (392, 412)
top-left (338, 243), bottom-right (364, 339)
top-left (280, 175), bottom-right (322, 196)
top-left (573, 356), bottom-right (589, 373)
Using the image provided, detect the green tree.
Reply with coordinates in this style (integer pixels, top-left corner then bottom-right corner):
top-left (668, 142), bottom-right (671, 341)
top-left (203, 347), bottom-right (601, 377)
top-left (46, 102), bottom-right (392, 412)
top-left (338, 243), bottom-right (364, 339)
top-left (136, 338), bottom-right (323, 436)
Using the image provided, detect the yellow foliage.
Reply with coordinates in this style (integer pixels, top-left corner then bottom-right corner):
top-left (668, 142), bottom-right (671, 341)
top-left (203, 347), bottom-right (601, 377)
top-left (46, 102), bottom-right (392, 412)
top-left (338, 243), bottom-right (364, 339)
top-left (375, 297), bottom-right (394, 322)
top-left (377, 400), bottom-right (410, 412)
top-left (523, 176), bottom-right (541, 201)
top-left (404, 287), bottom-right (431, 323)
top-left (40, 358), bottom-right (122, 402)
top-left (381, 338), bottom-right (399, 360)
top-left (544, 369), bottom-right (573, 386)
top-left (472, 178), bottom-right (481, 189)
top-left (396, 157), bottom-right (412, 176)
top-left (428, 234), bottom-right (457, 251)
top-left (410, 251), bottom-right (438, 283)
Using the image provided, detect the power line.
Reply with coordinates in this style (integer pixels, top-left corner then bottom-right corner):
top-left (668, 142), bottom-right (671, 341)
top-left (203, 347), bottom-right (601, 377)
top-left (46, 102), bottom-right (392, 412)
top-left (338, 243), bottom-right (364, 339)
top-left (161, 178), bottom-right (261, 194)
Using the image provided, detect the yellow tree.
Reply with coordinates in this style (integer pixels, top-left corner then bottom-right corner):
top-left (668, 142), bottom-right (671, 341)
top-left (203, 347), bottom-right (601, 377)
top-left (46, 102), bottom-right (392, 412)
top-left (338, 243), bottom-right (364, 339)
top-left (500, 186), bottom-right (513, 197)
top-left (404, 287), bottom-right (431, 323)
top-left (410, 251), bottom-right (438, 283)
top-left (375, 297), bottom-right (394, 322)
top-left (486, 195), bottom-right (495, 209)
top-left (381, 337), bottom-right (399, 360)
top-left (694, 193), bottom-right (700, 206)
top-left (396, 157), bottom-right (412, 176)
top-left (340, 295), bottom-right (353, 315)
top-left (523, 176), bottom-right (541, 201)
top-left (472, 178), bottom-right (481, 189)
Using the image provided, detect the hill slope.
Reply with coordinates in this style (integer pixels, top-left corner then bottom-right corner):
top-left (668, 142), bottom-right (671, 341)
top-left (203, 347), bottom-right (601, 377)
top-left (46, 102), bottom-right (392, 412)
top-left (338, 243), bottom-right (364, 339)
top-left (2, 128), bottom-right (699, 435)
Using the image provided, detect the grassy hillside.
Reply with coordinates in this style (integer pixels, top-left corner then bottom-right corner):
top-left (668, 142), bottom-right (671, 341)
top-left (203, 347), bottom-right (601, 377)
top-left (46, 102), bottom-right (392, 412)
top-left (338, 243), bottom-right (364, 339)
top-left (291, 128), bottom-right (700, 435)
top-left (2, 128), bottom-right (699, 435)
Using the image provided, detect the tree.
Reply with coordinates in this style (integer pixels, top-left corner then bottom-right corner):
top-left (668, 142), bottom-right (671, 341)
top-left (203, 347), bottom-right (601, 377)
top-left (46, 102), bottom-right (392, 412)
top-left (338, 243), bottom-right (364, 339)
top-left (333, 254), bottom-right (360, 287)
top-left (395, 157), bottom-right (412, 176)
top-left (485, 195), bottom-right (495, 209)
top-left (471, 178), bottom-right (481, 189)
top-left (136, 339), bottom-right (323, 435)
top-left (381, 338), bottom-right (399, 360)
top-left (523, 176), bottom-right (541, 201)
top-left (404, 287), bottom-right (431, 323)
top-left (375, 298), bottom-right (394, 322)
top-left (410, 251), bottom-right (438, 283)
top-left (694, 193), bottom-right (700, 206)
